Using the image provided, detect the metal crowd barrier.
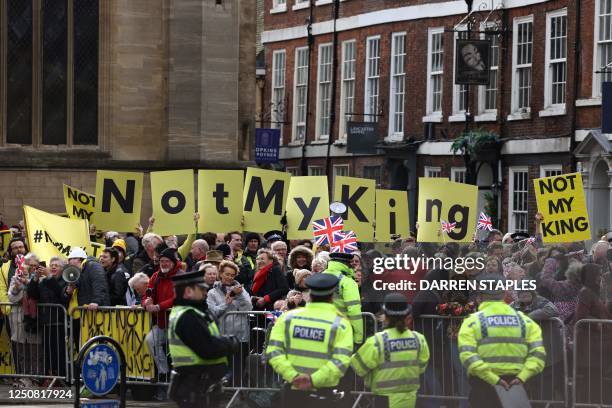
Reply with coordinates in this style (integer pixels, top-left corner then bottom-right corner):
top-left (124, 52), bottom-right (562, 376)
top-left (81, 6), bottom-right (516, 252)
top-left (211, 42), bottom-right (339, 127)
top-left (219, 310), bottom-right (380, 407)
top-left (573, 319), bottom-right (612, 408)
top-left (415, 314), bottom-right (568, 407)
top-left (0, 302), bottom-right (71, 386)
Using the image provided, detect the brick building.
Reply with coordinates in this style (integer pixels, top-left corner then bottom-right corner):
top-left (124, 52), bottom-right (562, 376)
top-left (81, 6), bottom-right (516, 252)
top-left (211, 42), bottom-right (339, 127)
top-left (0, 0), bottom-right (256, 224)
top-left (262, 0), bottom-right (612, 240)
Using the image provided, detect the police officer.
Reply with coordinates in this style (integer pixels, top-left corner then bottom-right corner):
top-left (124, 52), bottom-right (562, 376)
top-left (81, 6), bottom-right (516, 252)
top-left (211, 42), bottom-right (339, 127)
top-left (265, 273), bottom-right (353, 407)
top-left (458, 273), bottom-right (546, 407)
top-left (351, 293), bottom-right (429, 408)
top-left (324, 252), bottom-right (364, 344)
top-left (168, 271), bottom-right (240, 408)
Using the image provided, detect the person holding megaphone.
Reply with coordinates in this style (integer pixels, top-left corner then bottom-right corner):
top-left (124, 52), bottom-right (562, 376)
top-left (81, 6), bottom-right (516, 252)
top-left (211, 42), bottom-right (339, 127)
top-left (63, 247), bottom-right (110, 310)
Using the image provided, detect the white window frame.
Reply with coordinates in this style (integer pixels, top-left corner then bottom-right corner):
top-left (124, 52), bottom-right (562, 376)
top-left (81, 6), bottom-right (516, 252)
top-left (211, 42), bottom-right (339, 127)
top-left (592, 0), bottom-right (612, 97)
top-left (388, 32), bottom-right (406, 140)
top-left (451, 167), bottom-right (467, 183)
top-left (339, 40), bottom-right (356, 140)
top-left (508, 167), bottom-right (529, 233)
top-left (450, 26), bottom-right (468, 121)
top-left (292, 47), bottom-right (309, 142)
top-left (509, 15), bottom-right (534, 121)
top-left (540, 8), bottom-right (568, 117)
top-left (308, 166), bottom-right (324, 176)
top-left (425, 27), bottom-right (444, 122)
top-left (293, 0), bottom-right (310, 11)
top-left (425, 166), bottom-right (442, 178)
top-left (316, 43), bottom-right (333, 140)
top-left (476, 23), bottom-right (499, 121)
top-left (332, 165), bottom-right (350, 192)
top-left (286, 167), bottom-right (300, 176)
top-left (540, 164), bottom-right (563, 178)
top-left (364, 36), bottom-right (381, 123)
top-left (271, 0), bottom-right (287, 13)
top-left (271, 50), bottom-right (286, 137)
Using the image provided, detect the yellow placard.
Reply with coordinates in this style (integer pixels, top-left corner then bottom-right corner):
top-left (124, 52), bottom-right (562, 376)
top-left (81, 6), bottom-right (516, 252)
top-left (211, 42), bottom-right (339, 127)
top-left (88, 241), bottom-right (106, 258)
top-left (243, 168), bottom-right (290, 233)
top-left (334, 176), bottom-right (375, 241)
top-left (0, 317), bottom-right (14, 374)
top-left (534, 172), bottom-right (591, 243)
top-left (198, 170), bottom-right (244, 233)
top-left (417, 178), bottom-right (478, 243)
top-left (375, 189), bottom-right (410, 242)
top-left (286, 176), bottom-right (330, 240)
top-left (93, 170), bottom-right (143, 232)
top-left (0, 230), bottom-right (13, 257)
top-left (150, 170), bottom-right (196, 236)
top-left (79, 309), bottom-right (154, 379)
top-left (24, 205), bottom-right (91, 262)
top-left (63, 184), bottom-right (95, 222)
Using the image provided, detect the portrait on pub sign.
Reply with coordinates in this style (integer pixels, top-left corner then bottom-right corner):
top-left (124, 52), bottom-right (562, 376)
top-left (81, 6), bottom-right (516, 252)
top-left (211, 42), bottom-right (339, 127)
top-left (455, 39), bottom-right (491, 85)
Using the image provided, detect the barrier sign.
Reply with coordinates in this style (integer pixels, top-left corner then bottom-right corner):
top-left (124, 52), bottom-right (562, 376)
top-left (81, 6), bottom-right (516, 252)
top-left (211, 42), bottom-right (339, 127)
top-left (82, 343), bottom-right (120, 396)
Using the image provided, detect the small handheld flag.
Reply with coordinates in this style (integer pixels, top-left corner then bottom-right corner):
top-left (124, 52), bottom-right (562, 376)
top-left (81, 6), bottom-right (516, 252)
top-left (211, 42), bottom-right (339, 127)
top-left (312, 216), bottom-right (344, 246)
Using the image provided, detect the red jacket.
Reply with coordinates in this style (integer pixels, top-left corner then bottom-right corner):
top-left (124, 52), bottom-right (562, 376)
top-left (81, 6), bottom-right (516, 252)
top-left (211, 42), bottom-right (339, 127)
top-left (142, 264), bottom-right (181, 329)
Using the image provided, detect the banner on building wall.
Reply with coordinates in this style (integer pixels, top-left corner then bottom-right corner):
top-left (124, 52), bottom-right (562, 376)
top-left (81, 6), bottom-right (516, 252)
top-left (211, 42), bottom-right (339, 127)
top-left (334, 176), bottom-right (376, 241)
top-left (93, 171), bottom-right (144, 233)
top-left (455, 39), bottom-right (491, 85)
top-left (255, 128), bottom-right (281, 164)
top-left (417, 178), bottom-right (478, 243)
top-left (286, 176), bottom-right (330, 240)
top-left (534, 172), bottom-right (591, 243)
top-left (603, 82), bottom-right (612, 133)
top-left (63, 184), bottom-right (96, 222)
top-left (198, 170), bottom-right (244, 233)
top-left (346, 122), bottom-right (379, 154)
top-left (150, 170), bottom-right (196, 236)
top-left (375, 189), bottom-right (410, 242)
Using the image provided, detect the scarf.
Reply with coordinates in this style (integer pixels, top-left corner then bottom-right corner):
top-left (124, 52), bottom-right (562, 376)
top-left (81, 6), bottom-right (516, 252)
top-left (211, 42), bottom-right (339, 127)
top-left (251, 263), bottom-right (273, 295)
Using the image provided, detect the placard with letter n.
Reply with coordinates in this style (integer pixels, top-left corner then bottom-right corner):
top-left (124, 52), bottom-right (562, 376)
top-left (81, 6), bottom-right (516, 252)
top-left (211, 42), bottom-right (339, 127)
top-left (534, 172), bottom-right (591, 243)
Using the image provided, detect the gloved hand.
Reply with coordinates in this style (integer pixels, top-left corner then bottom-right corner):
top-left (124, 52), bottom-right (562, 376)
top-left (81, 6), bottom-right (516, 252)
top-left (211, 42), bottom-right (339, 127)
top-left (226, 335), bottom-right (241, 354)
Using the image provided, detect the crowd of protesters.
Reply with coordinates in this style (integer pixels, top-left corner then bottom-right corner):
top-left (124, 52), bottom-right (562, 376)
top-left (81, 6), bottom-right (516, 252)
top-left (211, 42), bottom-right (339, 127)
top-left (0, 211), bottom-right (610, 404)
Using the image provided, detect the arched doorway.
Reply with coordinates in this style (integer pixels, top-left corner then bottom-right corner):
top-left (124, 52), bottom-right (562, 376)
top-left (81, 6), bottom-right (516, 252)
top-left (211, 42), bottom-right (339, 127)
top-left (590, 159), bottom-right (610, 239)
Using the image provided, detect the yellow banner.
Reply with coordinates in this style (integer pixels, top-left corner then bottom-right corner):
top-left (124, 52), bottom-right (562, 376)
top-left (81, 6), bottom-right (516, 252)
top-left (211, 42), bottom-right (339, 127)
top-left (198, 170), bottom-right (244, 233)
top-left (243, 168), bottom-right (290, 232)
top-left (417, 178), bottom-right (478, 243)
top-left (79, 309), bottom-right (154, 379)
top-left (286, 176), bottom-right (330, 240)
top-left (24, 205), bottom-right (91, 262)
top-left (534, 172), bottom-right (591, 243)
top-left (334, 176), bottom-right (375, 241)
top-left (63, 184), bottom-right (95, 222)
top-left (375, 189), bottom-right (409, 242)
top-left (93, 170), bottom-right (143, 232)
top-left (150, 170), bottom-right (196, 236)
top-left (0, 230), bottom-right (13, 256)
top-left (0, 318), bottom-right (14, 375)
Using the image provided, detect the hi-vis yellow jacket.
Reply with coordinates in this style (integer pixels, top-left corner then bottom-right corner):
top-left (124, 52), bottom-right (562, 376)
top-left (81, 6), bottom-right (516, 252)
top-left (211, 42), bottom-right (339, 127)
top-left (324, 260), bottom-right (363, 343)
top-left (458, 300), bottom-right (546, 385)
top-left (351, 327), bottom-right (429, 408)
top-left (265, 302), bottom-right (353, 389)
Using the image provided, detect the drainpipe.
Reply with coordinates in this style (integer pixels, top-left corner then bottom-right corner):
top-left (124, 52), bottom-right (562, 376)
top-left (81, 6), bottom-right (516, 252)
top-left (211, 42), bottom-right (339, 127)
top-left (570, 0), bottom-right (581, 172)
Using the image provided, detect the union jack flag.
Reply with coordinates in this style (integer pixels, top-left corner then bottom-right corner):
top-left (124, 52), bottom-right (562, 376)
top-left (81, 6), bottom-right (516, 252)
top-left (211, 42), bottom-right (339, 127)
top-left (312, 216), bottom-right (344, 246)
top-left (441, 221), bottom-right (456, 234)
top-left (330, 230), bottom-right (358, 253)
top-left (525, 236), bottom-right (536, 246)
top-left (477, 212), bottom-right (493, 231)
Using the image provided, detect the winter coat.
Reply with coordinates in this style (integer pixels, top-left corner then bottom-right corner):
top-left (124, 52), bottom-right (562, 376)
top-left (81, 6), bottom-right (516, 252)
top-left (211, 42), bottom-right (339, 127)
top-left (288, 245), bottom-right (314, 271)
top-left (8, 276), bottom-right (41, 344)
top-left (107, 266), bottom-right (129, 306)
top-left (27, 275), bottom-right (69, 325)
top-left (207, 281), bottom-right (253, 342)
top-left (251, 263), bottom-right (289, 311)
top-left (510, 295), bottom-right (560, 321)
top-left (76, 257), bottom-right (111, 307)
top-left (141, 264), bottom-right (181, 329)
